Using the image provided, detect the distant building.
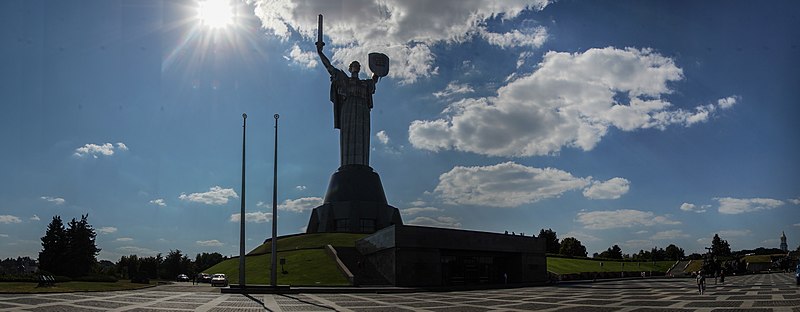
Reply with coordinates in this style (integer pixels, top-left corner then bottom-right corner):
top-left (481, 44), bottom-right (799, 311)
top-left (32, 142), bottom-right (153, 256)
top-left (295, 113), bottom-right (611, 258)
top-left (780, 231), bottom-right (788, 252)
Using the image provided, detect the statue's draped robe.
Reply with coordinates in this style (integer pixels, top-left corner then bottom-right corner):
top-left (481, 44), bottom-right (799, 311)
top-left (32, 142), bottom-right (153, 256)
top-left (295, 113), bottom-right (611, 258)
top-left (328, 67), bottom-right (375, 166)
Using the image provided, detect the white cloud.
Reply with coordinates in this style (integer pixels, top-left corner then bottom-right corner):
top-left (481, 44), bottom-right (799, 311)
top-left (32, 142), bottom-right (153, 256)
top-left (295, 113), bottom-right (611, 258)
top-left (576, 209), bottom-right (680, 230)
top-left (409, 200), bottom-right (427, 207)
top-left (0, 234), bottom-right (8, 238)
top-left (716, 197), bottom-right (784, 214)
top-left (650, 230), bottom-right (690, 240)
top-left (408, 216), bottom-right (461, 228)
top-left (717, 229), bottom-right (751, 237)
top-left (376, 131), bottom-right (390, 145)
top-left (433, 82), bottom-right (475, 99)
top-left (624, 239), bottom-right (654, 250)
top-left (41, 196), bottom-right (65, 205)
top-left (794, 223), bottom-right (800, 227)
top-left (149, 198), bottom-right (166, 207)
top-left (400, 207), bottom-right (442, 216)
top-left (582, 177), bottom-right (630, 199)
top-left (761, 238), bottom-right (779, 245)
top-left (230, 211), bottom-right (273, 223)
top-left (118, 246), bottom-right (157, 256)
top-left (73, 142), bottom-right (128, 158)
top-left (679, 202), bottom-right (707, 213)
top-left (479, 26), bottom-right (548, 49)
top-left (562, 231), bottom-right (601, 242)
top-left (434, 162), bottom-right (590, 207)
top-left (789, 198), bottom-right (800, 205)
top-left (409, 47), bottom-right (738, 157)
top-left (717, 96), bottom-right (738, 109)
top-left (279, 197), bottom-right (322, 213)
top-left (179, 186), bottom-right (239, 205)
top-left (30, 215), bottom-right (41, 221)
top-left (250, 0), bottom-right (549, 84)
top-left (287, 43), bottom-right (318, 68)
top-left (295, 185), bottom-right (307, 191)
top-left (115, 237), bottom-right (133, 242)
top-left (0, 215), bottom-right (22, 224)
top-left (634, 230), bottom-right (649, 235)
top-left (98, 227), bottom-right (117, 234)
top-left (196, 240), bottom-right (224, 247)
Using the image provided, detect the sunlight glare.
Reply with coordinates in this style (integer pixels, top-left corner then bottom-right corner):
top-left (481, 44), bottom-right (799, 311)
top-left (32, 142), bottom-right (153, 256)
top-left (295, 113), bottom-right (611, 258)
top-left (197, 0), bottom-right (234, 29)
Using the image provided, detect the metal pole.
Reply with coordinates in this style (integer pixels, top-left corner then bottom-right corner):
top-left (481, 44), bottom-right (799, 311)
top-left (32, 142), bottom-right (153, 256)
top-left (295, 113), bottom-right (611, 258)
top-left (239, 113), bottom-right (247, 288)
top-left (270, 114), bottom-right (279, 286)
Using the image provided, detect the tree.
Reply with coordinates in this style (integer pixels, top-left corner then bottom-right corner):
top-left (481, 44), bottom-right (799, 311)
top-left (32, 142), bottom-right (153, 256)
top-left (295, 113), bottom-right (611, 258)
top-left (559, 237), bottom-right (587, 257)
top-left (597, 245), bottom-right (623, 259)
top-left (161, 250), bottom-right (193, 279)
top-left (665, 244), bottom-right (685, 261)
top-left (539, 229), bottom-right (560, 254)
top-left (64, 215), bottom-right (101, 277)
top-left (39, 216), bottom-right (68, 275)
top-left (195, 252), bottom-right (225, 273)
top-left (711, 234), bottom-right (731, 257)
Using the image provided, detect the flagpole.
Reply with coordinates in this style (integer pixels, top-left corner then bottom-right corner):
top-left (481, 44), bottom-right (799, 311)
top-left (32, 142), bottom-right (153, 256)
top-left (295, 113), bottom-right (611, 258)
top-left (271, 114), bottom-right (279, 286)
top-left (239, 113), bottom-right (247, 289)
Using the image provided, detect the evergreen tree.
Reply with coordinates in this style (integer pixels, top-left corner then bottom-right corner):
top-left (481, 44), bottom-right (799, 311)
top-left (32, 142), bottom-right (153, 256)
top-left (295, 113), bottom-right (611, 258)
top-left (538, 228), bottom-right (560, 254)
top-left (711, 234), bottom-right (731, 257)
top-left (195, 252), bottom-right (225, 272)
top-left (559, 237), bottom-right (587, 257)
top-left (39, 216), bottom-right (68, 275)
top-left (64, 214), bottom-right (101, 277)
top-left (665, 244), bottom-right (685, 260)
top-left (598, 245), bottom-right (623, 259)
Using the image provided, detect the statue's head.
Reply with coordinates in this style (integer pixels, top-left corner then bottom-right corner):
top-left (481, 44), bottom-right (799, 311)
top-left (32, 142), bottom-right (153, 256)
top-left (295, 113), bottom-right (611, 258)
top-left (348, 61), bottom-right (361, 75)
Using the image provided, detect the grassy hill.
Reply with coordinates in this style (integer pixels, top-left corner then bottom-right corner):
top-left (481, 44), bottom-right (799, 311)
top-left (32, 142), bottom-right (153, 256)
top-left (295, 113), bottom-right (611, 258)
top-left (203, 233), bottom-right (367, 286)
top-left (548, 257), bottom-right (674, 275)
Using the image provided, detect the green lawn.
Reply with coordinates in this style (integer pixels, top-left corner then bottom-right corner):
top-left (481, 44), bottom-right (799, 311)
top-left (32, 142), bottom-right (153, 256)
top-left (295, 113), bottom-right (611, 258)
top-left (547, 257), bottom-right (674, 275)
top-left (0, 281), bottom-right (154, 293)
top-left (247, 233), bottom-right (367, 255)
top-left (205, 249), bottom-right (349, 286)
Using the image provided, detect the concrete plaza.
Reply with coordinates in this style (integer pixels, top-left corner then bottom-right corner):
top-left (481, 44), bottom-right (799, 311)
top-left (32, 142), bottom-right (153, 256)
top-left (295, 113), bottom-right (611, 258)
top-left (0, 273), bottom-right (797, 311)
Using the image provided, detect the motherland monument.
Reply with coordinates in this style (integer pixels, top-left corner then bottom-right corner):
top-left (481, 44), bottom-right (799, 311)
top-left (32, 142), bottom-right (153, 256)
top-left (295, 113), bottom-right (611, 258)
top-left (306, 14), bottom-right (403, 233)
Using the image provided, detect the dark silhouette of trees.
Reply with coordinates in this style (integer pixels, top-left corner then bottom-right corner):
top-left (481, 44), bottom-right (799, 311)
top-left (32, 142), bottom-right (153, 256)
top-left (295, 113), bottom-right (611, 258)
top-left (711, 234), bottom-right (731, 257)
top-left (195, 252), bottom-right (225, 273)
top-left (162, 250), bottom-right (193, 279)
top-left (665, 244), bottom-right (685, 260)
top-left (597, 244), bottom-right (623, 259)
top-left (38, 214), bottom-right (100, 277)
top-left (559, 237), bottom-right (587, 257)
top-left (538, 228), bottom-right (560, 254)
top-left (39, 216), bottom-right (68, 275)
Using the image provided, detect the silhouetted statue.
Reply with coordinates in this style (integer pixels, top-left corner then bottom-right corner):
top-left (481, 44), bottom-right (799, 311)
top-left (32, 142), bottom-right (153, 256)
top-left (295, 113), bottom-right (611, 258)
top-left (315, 14), bottom-right (387, 166)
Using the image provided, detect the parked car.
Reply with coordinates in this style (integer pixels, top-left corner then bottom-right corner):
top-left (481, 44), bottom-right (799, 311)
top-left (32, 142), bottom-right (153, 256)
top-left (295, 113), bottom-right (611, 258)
top-left (210, 273), bottom-right (228, 287)
top-left (197, 273), bottom-right (212, 283)
top-left (176, 274), bottom-right (190, 282)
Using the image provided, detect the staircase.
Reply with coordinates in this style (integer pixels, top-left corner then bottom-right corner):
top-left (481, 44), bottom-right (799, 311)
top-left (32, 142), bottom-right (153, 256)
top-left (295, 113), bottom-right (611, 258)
top-left (333, 246), bottom-right (391, 286)
top-left (666, 260), bottom-right (691, 277)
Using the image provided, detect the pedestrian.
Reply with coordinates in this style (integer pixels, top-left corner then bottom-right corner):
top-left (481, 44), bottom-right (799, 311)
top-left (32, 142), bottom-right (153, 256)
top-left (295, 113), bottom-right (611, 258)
top-left (696, 271), bottom-right (705, 294)
top-left (503, 272), bottom-right (508, 284)
top-left (719, 269), bottom-right (725, 284)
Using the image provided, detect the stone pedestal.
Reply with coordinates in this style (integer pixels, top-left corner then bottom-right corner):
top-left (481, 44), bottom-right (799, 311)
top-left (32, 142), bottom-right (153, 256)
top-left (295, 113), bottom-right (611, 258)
top-left (306, 165), bottom-right (403, 233)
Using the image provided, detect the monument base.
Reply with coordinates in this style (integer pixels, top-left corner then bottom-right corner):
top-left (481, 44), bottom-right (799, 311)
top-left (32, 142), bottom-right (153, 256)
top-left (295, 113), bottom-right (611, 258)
top-left (306, 165), bottom-right (402, 234)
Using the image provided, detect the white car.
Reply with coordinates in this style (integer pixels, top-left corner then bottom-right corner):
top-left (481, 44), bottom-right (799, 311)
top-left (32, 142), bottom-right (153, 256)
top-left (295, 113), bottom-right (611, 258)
top-left (210, 273), bottom-right (228, 287)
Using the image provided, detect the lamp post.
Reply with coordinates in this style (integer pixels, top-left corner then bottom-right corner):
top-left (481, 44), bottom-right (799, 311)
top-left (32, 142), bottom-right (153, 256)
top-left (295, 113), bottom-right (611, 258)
top-left (270, 114), bottom-right (279, 286)
top-left (239, 113), bottom-right (247, 288)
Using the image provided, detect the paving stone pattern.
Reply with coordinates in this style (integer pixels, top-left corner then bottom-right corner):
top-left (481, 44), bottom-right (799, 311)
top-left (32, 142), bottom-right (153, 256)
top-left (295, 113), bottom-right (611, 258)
top-left (0, 273), bottom-right (797, 311)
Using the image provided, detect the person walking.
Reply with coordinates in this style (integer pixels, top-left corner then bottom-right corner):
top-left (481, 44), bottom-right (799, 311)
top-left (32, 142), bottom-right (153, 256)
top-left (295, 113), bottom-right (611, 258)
top-left (696, 271), bottom-right (706, 294)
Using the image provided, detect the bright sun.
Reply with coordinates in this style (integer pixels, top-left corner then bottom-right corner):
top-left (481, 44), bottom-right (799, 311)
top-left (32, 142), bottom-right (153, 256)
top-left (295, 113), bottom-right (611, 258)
top-left (197, 0), bottom-right (234, 29)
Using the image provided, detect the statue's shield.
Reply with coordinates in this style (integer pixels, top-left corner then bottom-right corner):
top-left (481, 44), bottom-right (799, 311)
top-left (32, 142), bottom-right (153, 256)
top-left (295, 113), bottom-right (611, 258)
top-left (369, 53), bottom-right (389, 77)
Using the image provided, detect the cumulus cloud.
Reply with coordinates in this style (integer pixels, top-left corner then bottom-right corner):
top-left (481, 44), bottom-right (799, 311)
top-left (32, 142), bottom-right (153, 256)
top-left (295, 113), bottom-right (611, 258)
top-left (98, 227), bottom-right (118, 234)
top-left (115, 237), bottom-right (133, 242)
top-left (73, 142), bottom-right (128, 158)
top-left (179, 186), bottom-right (239, 205)
top-left (575, 209), bottom-right (680, 230)
top-left (230, 211), bottom-right (273, 223)
top-left (118, 246), bottom-right (158, 255)
top-left (409, 47), bottom-right (738, 157)
top-left (407, 216), bottom-right (461, 228)
top-left (30, 215), bottom-right (41, 221)
top-left (376, 131), bottom-right (390, 145)
top-left (582, 177), bottom-right (630, 199)
top-left (250, 0), bottom-right (549, 84)
top-left (650, 230), bottom-right (690, 240)
top-left (679, 202), bottom-right (707, 213)
top-left (149, 198), bottom-right (166, 207)
top-left (196, 240), bottom-right (224, 247)
top-left (279, 197), bottom-right (322, 212)
top-left (789, 198), bottom-right (800, 205)
top-left (715, 197), bottom-right (784, 214)
top-left (295, 185), bottom-right (307, 191)
top-left (400, 207), bottom-right (442, 216)
top-left (0, 215), bottom-right (22, 224)
top-left (0, 234), bottom-right (8, 238)
top-left (433, 82), bottom-right (475, 99)
top-left (41, 196), bottom-right (65, 205)
top-left (287, 43), bottom-right (318, 68)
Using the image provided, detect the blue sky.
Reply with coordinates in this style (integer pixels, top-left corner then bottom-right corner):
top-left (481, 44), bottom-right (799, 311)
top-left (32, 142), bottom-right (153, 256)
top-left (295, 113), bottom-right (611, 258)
top-left (1, 0), bottom-right (798, 261)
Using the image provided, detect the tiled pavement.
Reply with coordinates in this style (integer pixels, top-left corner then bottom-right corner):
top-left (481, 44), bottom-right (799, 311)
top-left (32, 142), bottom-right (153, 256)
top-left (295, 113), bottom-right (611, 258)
top-left (1, 273), bottom-right (797, 311)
